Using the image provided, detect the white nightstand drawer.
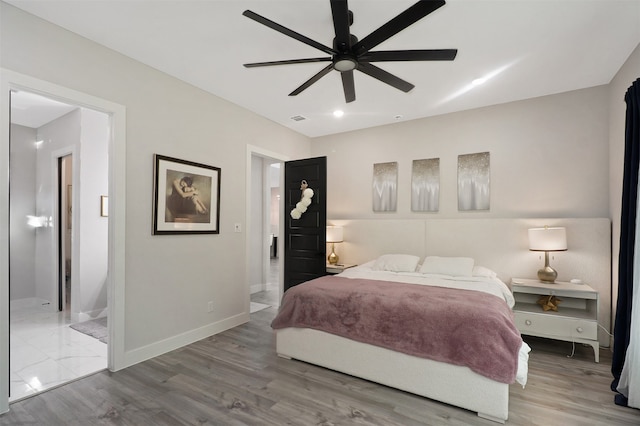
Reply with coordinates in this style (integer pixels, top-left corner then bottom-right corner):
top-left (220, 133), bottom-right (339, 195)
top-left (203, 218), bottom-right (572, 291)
top-left (514, 311), bottom-right (598, 340)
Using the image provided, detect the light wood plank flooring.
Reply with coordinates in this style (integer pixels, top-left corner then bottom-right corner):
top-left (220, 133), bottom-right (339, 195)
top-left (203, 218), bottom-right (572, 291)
top-left (2, 302), bottom-right (639, 425)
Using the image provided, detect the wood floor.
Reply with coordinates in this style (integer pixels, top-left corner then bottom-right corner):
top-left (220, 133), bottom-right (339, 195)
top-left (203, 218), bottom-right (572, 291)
top-left (2, 293), bottom-right (639, 425)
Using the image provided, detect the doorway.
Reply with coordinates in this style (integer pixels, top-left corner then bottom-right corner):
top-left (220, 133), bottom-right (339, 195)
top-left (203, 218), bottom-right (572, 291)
top-left (8, 90), bottom-right (108, 401)
top-left (59, 154), bottom-right (72, 312)
top-left (1, 70), bottom-right (127, 414)
top-left (247, 147), bottom-right (287, 316)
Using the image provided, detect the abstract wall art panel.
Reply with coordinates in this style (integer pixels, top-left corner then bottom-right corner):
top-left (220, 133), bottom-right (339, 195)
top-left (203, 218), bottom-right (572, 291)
top-left (458, 152), bottom-right (490, 211)
top-left (411, 158), bottom-right (440, 212)
top-left (372, 161), bottom-right (398, 212)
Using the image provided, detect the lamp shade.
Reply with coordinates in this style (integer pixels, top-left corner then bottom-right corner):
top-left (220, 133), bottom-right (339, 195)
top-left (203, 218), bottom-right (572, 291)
top-left (326, 226), bottom-right (343, 243)
top-left (528, 227), bottom-right (567, 251)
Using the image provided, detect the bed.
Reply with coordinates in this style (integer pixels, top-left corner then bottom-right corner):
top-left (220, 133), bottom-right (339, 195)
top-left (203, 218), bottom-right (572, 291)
top-left (272, 254), bottom-right (531, 423)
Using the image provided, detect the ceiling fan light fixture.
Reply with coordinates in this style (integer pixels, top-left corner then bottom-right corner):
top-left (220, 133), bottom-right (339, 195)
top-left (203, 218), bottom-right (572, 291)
top-left (333, 56), bottom-right (357, 72)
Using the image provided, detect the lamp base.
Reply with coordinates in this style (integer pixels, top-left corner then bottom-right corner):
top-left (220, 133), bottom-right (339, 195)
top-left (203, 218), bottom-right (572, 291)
top-left (537, 266), bottom-right (558, 283)
top-left (538, 251), bottom-right (558, 283)
top-left (328, 242), bottom-right (339, 265)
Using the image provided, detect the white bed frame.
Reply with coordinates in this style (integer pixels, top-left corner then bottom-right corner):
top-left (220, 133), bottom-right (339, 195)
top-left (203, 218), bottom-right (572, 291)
top-left (276, 218), bottom-right (611, 423)
top-left (277, 328), bottom-right (510, 423)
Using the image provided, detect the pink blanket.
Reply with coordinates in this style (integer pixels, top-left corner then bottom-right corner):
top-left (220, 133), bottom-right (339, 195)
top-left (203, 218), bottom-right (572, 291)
top-left (271, 276), bottom-right (522, 383)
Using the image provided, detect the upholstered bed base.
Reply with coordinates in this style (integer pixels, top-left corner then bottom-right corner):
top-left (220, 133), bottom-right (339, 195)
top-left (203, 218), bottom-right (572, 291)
top-left (276, 327), bottom-right (509, 423)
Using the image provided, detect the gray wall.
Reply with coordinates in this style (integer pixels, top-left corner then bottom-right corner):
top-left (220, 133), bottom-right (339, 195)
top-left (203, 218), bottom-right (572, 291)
top-left (1, 1), bottom-right (311, 361)
top-left (312, 86), bottom-right (610, 219)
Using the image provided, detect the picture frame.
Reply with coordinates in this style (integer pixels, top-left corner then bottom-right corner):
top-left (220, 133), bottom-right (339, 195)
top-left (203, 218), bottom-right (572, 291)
top-left (100, 195), bottom-right (108, 217)
top-left (153, 154), bottom-right (221, 235)
top-left (67, 184), bottom-right (72, 229)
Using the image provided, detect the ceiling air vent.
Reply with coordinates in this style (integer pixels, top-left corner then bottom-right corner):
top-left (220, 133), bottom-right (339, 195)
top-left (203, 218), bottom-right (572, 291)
top-left (290, 115), bottom-right (307, 122)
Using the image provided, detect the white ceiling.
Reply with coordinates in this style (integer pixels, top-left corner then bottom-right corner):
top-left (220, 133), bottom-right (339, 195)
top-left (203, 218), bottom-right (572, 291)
top-left (7, 0), bottom-right (640, 137)
top-left (11, 90), bottom-right (77, 128)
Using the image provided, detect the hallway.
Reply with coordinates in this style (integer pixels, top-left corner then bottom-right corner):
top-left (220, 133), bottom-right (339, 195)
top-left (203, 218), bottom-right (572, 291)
top-left (250, 258), bottom-right (280, 310)
top-left (9, 302), bottom-right (107, 402)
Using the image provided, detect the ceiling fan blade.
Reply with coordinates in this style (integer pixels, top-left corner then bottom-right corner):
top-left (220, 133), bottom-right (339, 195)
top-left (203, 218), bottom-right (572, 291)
top-left (360, 49), bottom-right (457, 62)
top-left (353, 0), bottom-right (446, 55)
top-left (289, 64), bottom-right (334, 96)
top-left (341, 70), bottom-right (356, 103)
top-left (243, 10), bottom-right (336, 56)
top-left (357, 63), bottom-right (414, 93)
top-left (244, 57), bottom-right (332, 68)
top-left (330, 0), bottom-right (351, 52)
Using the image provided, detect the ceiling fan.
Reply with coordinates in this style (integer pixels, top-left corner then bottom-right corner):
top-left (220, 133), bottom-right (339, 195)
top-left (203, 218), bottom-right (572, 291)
top-left (242, 0), bottom-right (457, 103)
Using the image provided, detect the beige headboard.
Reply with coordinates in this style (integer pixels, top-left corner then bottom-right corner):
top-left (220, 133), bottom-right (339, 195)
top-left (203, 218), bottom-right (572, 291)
top-left (328, 218), bottom-right (611, 346)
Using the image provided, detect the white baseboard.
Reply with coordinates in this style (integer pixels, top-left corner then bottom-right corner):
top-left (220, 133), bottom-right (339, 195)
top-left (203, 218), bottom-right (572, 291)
top-left (250, 283), bottom-right (266, 294)
top-left (76, 307), bottom-right (108, 323)
top-left (123, 313), bottom-right (249, 368)
top-left (10, 297), bottom-right (53, 311)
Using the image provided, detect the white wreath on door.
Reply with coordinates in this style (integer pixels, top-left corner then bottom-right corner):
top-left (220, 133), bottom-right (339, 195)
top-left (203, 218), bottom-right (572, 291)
top-left (290, 180), bottom-right (314, 219)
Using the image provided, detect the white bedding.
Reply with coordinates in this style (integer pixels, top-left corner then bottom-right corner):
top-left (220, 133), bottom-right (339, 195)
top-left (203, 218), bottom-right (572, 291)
top-left (337, 261), bottom-right (530, 386)
top-left (340, 260), bottom-right (516, 308)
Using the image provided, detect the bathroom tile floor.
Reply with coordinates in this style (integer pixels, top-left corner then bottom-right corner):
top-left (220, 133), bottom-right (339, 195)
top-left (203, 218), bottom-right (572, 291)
top-left (9, 302), bottom-right (107, 402)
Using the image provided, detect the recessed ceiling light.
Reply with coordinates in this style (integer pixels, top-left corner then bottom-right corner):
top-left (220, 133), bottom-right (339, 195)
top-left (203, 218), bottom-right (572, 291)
top-left (472, 77), bottom-right (487, 86)
top-left (333, 110), bottom-right (344, 118)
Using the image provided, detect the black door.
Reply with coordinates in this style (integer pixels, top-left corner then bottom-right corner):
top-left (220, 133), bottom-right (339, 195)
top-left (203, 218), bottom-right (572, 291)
top-left (284, 156), bottom-right (327, 292)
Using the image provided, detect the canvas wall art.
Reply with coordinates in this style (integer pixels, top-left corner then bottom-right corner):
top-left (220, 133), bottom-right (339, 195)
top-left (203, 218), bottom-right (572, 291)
top-left (411, 158), bottom-right (440, 212)
top-left (372, 161), bottom-right (398, 212)
top-left (458, 152), bottom-right (490, 211)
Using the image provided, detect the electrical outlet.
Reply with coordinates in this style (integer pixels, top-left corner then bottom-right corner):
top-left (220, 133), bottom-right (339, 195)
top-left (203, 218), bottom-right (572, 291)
top-left (207, 301), bottom-right (214, 312)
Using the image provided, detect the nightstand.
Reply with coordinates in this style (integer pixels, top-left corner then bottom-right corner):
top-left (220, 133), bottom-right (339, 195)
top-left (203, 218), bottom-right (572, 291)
top-left (326, 263), bottom-right (356, 275)
top-left (511, 278), bottom-right (600, 362)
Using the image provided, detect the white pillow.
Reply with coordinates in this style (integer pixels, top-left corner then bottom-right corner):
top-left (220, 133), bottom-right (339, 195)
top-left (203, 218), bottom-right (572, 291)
top-left (372, 254), bottom-right (420, 272)
top-left (472, 265), bottom-right (497, 278)
top-left (419, 256), bottom-right (475, 277)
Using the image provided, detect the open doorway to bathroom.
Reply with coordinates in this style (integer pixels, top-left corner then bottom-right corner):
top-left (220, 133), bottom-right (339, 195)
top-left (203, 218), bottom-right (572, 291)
top-left (8, 90), bottom-right (109, 402)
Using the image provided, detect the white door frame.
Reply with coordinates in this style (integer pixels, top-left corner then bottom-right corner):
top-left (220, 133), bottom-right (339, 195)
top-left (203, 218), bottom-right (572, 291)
top-left (0, 69), bottom-right (127, 414)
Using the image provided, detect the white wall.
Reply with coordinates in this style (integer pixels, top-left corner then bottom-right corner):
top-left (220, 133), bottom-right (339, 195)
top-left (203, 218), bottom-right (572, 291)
top-left (77, 108), bottom-right (109, 319)
top-left (31, 107), bottom-right (109, 318)
top-left (0, 1), bottom-right (311, 366)
top-left (608, 42), bottom-right (640, 320)
top-left (312, 86), bottom-right (610, 220)
top-left (9, 124), bottom-right (36, 301)
top-left (35, 109), bottom-right (81, 306)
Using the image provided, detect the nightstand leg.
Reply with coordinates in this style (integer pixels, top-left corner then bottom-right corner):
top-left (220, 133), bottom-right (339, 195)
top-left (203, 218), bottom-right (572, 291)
top-left (589, 342), bottom-right (600, 363)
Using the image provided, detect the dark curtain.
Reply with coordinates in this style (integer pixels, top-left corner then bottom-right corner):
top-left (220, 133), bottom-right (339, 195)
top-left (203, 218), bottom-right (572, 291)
top-left (612, 78), bottom-right (640, 407)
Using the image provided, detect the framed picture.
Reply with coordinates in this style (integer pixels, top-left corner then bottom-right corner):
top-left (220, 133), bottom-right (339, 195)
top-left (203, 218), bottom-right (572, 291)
top-left (100, 195), bottom-right (108, 217)
top-left (153, 154), bottom-right (221, 234)
top-left (67, 185), bottom-right (72, 229)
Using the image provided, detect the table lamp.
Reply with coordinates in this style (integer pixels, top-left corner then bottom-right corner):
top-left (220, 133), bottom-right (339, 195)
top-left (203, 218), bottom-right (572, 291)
top-left (326, 226), bottom-right (343, 265)
top-left (528, 226), bottom-right (567, 283)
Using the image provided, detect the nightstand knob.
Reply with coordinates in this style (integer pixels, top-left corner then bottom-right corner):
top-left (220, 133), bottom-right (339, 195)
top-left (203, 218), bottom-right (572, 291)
top-left (577, 327), bottom-right (584, 333)
top-left (525, 320), bottom-right (532, 326)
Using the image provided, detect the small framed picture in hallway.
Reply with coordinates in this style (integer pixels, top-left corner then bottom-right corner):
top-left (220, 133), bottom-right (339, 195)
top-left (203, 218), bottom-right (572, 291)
top-left (153, 154), bottom-right (221, 235)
